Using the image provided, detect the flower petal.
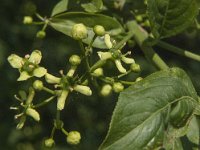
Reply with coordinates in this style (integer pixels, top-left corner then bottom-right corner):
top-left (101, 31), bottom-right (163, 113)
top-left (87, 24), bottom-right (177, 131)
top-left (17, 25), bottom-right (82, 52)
top-left (7, 54), bottom-right (24, 69)
top-left (17, 71), bottom-right (31, 81)
top-left (97, 51), bottom-right (112, 60)
top-left (29, 50), bottom-right (42, 64)
top-left (33, 67), bottom-right (47, 77)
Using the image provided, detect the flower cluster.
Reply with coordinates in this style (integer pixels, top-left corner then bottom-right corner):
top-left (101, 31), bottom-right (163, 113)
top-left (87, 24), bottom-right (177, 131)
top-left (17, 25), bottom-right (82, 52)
top-left (8, 22), bottom-right (142, 148)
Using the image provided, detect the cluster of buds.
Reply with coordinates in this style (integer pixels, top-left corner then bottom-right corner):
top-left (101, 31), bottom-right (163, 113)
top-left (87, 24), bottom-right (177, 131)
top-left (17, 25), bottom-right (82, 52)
top-left (23, 15), bottom-right (46, 39)
top-left (45, 54), bottom-right (92, 111)
top-left (44, 130), bottom-right (81, 148)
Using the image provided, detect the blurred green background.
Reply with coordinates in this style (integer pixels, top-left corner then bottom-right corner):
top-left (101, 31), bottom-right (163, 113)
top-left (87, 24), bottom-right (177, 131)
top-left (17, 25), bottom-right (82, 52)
top-left (0, 0), bottom-right (200, 150)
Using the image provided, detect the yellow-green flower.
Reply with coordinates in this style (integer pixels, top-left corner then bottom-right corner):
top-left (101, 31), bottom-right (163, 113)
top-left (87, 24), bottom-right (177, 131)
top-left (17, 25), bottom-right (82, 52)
top-left (8, 50), bottom-right (47, 81)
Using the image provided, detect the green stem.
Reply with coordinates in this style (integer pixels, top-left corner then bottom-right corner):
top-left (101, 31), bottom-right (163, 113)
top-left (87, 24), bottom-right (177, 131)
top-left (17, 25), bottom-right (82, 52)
top-left (126, 21), bottom-right (168, 70)
top-left (35, 13), bottom-right (44, 21)
top-left (50, 126), bottom-right (56, 138)
top-left (120, 80), bottom-right (135, 85)
top-left (33, 96), bottom-right (56, 108)
top-left (61, 128), bottom-right (69, 136)
top-left (56, 110), bottom-right (60, 121)
top-left (26, 87), bottom-right (35, 105)
top-left (90, 60), bottom-right (106, 72)
top-left (113, 31), bottom-right (135, 50)
top-left (88, 35), bottom-right (97, 48)
top-left (42, 87), bottom-right (55, 95)
top-left (99, 76), bottom-right (115, 84)
top-left (32, 22), bottom-right (45, 25)
top-left (157, 41), bottom-right (200, 62)
top-left (117, 70), bottom-right (132, 78)
top-left (79, 40), bottom-right (90, 70)
top-left (141, 46), bottom-right (169, 70)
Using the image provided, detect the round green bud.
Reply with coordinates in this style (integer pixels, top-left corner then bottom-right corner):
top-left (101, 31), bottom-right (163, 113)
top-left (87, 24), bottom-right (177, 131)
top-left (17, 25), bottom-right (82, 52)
top-left (135, 77), bottom-right (143, 82)
top-left (23, 16), bottom-right (33, 24)
top-left (33, 80), bottom-right (43, 91)
top-left (113, 82), bottom-right (124, 93)
top-left (93, 68), bottom-right (103, 77)
top-left (93, 25), bottom-right (105, 36)
top-left (100, 84), bottom-right (112, 96)
top-left (135, 15), bottom-right (143, 22)
top-left (44, 138), bottom-right (55, 148)
top-left (71, 23), bottom-right (87, 40)
top-left (130, 63), bottom-right (141, 73)
top-left (69, 55), bottom-right (81, 66)
top-left (36, 30), bottom-right (46, 39)
top-left (74, 85), bottom-right (92, 96)
top-left (67, 131), bottom-right (81, 145)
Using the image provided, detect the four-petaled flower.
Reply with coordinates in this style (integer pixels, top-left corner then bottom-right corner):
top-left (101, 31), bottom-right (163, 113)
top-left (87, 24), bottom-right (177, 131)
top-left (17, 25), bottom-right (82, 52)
top-left (8, 50), bottom-right (47, 81)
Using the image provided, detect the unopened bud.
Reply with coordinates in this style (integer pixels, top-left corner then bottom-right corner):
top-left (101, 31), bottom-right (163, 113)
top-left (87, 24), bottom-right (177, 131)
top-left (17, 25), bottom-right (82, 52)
top-left (67, 67), bottom-right (76, 77)
top-left (44, 138), bottom-right (55, 148)
top-left (26, 108), bottom-right (40, 121)
top-left (121, 56), bottom-right (135, 64)
top-left (69, 55), bottom-right (81, 66)
top-left (36, 30), bottom-right (46, 39)
top-left (135, 77), bottom-right (143, 82)
top-left (74, 85), bottom-right (92, 96)
top-left (100, 84), bottom-right (112, 96)
top-left (104, 34), bottom-right (113, 49)
top-left (45, 73), bottom-right (61, 84)
top-left (93, 68), bottom-right (103, 77)
top-left (33, 80), bottom-right (43, 91)
top-left (67, 131), bottom-right (81, 145)
top-left (71, 23), bottom-right (87, 40)
top-left (130, 63), bottom-right (141, 73)
top-left (113, 82), bottom-right (124, 93)
top-left (57, 90), bottom-right (69, 110)
top-left (23, 16), bottom-right (33, 24)
top-left (115, 59), bottom-right (126, 73)
top-left (93, 25), bottom-right (105, 36)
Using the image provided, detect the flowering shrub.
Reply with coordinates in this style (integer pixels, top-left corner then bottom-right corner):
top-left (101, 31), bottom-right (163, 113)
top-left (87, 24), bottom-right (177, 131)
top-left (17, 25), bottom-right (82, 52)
top-left (7, 0), bottom-right (200, 149)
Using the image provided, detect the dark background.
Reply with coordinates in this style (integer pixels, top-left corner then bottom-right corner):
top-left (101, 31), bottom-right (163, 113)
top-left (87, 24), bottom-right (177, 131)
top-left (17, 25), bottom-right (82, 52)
top-left (0, 0), bottom-right (200, 150)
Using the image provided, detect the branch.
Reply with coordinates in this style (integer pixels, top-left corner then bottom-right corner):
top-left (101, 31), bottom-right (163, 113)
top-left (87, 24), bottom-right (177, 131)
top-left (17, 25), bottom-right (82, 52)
top-left (126, 21), bottom-right (169, 70)
top-left (157, 41), bottom-right (200, 62)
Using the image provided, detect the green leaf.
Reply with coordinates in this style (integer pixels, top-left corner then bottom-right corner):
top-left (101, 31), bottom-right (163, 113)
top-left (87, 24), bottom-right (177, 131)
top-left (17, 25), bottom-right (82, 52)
top-left (51, 0), bottom-right (69, 17)
top-left (99, 68), bottom-right (198, 150)
top-left (81, 0), bottom-right (103, 13)
top-left (49, 12), bottom-right (124, 48)
top-left (186, 116), bottom-right (200, 149)
top-left (163, 124), bottom-right (188, 150)
top-left (147, 0), bottom-right (199, 38)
